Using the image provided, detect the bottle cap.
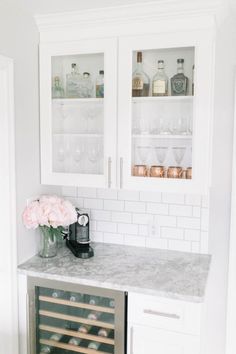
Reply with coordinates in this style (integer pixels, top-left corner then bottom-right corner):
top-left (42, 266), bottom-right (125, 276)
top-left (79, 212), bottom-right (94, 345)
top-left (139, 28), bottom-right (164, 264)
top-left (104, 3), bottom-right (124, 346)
top-left (72, 63), bottom-right (77, 68)
top-left (177, 58), bottom-right (184, 63)
top-left (137, 51), bottom-right (142, 63)
top-left (83, 72), bottom-right (90, 77)
top-left (99, 70), bottom-right (104, 75)
top-left (158, 60), bottom-right (164, 63)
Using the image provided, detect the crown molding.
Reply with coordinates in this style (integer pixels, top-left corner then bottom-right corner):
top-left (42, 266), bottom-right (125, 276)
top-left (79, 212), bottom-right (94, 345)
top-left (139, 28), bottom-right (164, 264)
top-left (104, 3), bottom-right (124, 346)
top-left (35, 0), bottom-right (223, 32)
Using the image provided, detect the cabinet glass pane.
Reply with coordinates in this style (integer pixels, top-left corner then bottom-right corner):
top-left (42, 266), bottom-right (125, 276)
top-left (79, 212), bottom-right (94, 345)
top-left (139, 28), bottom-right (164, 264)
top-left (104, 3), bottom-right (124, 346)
top-left (131, 47), bottom-right (194, 180)
top-left (51, 54), bottom-right (104, 175)
top-left (37, 286), bottom-right (115, 354)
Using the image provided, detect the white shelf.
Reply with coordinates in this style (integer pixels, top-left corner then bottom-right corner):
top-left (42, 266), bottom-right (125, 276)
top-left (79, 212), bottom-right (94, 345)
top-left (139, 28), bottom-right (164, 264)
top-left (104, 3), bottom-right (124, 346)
top-left (132, 96), bottom-right (194, 103)
top-left (52, 98), bottom-right (104, 104)
top-left (132, 134), bottom-right (192, 139)
top-left (53, 133), bottom-right (103, 137)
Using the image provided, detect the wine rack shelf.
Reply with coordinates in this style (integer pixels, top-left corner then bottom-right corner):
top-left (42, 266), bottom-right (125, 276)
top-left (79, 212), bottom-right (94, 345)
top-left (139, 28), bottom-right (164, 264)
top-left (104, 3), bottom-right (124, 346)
top-left (39, 339), bottom-right (109, 354)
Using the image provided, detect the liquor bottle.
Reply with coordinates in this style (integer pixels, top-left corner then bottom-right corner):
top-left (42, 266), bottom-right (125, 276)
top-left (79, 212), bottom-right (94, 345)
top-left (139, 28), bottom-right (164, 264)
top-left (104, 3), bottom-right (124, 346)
top-left (78, 72), bottom-right (93, 98)
top-left (52, 76), bottom-right (64, 99)
top-left (66, 63), bottom-right (81, 98)
top-left (192, 64), bottom-right (195, 95)
top-left (68, 337), bottom-right (82, 346)
top-left (88, 341), bottom-right (101, 350)
top-left (132, 51), bottom-right (150, 97)
top-left (152, 60), bottom-right (168, 96)
top-left (96, 70), bottom-right (104, 98)
top-left (171, 59), bottom-right (188, 96)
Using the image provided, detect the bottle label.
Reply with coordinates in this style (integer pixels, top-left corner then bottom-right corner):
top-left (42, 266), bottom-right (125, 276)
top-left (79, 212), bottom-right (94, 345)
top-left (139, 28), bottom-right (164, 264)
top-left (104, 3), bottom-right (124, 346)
top-left (132, 77), bottom-right (144, 90)
top-left (153, 80), bottom-right (166, 94)
top-left (172, 78), bottom-right (185, 94)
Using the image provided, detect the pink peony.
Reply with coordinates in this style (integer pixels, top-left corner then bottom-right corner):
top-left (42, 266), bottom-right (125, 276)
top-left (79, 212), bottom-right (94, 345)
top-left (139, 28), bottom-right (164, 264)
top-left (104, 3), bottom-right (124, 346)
top-left (22, 195), bottom-right (77, 230)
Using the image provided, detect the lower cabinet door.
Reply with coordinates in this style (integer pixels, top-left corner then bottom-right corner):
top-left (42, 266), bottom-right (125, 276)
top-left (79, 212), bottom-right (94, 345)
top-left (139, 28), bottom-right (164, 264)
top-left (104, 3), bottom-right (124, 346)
top-left (130, 324), bottom-right (200, 354)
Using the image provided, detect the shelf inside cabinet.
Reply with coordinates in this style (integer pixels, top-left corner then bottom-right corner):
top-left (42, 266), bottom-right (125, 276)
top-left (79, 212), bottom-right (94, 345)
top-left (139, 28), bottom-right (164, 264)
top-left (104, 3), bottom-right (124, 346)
top-left (132, 96), bottom-right (193, 103)
top-left (52, 98), bottom-right (104, 104)
top-left (53, 133), bottom-right (103, 138)
top-left (132, 134), bottom-right (192, 139)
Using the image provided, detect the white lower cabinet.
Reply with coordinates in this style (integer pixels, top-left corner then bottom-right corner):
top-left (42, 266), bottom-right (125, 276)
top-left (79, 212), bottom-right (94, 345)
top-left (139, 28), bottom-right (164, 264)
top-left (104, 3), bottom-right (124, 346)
top-left (128, 292), bottom-right (203, 354)
top-left (129, 324), bottom-right (200, 354)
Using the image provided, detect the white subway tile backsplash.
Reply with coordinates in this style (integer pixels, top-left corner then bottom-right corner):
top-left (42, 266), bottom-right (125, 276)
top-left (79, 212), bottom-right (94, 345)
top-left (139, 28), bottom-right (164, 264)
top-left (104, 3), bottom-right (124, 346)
top-left (91, 210), bottom-right (111, 221)
top-left (140, 191), bottom-right (161, 203)
top-left (125, 201), bottom-right (146, 213)
top-left (177, 217), bottom-right (200, 230)
top-left (84, 198), bottom-right (103, 210)
top-left (104, 200), bottom-right (124, 211)
top-left (97, 221), bottom-right (117, 233)
top-left (185, 194), bottom-right (201, 206)
top-left (146, 203), bottom-right (168, 215)
top-left (112, 212), bottom-right (132, 223)
top-left (103, 233), bottom-right (124, 245)
top-left (185, 229), bottom-right (200, 242)
top-left (62, 187), bottom-right (208, 254)
top-left (161, 227), bottom-right (184, 240)
top-left (169, 204), bottom-right (192, 217)
top-left (97, 188), bottom-right (118, 200)
top-left (162, 193), bottom-right (185, 204)
top-left (118, 223), bottom-right (139, 235)
top-left (118, 190), bottom-right (139, 201)
top-left (77, 187), bottom-right (97, 198)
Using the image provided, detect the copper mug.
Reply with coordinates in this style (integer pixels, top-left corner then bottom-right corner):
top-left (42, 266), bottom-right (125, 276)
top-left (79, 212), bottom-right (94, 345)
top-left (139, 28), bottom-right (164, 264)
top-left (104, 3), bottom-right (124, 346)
top-left (186, 167), bottom-right (192, 179)
top-left (167, 166), bottom-right (183, 179)
top-left (150, 165), bottom-right (165, 178)
top-left (133, 164), bottom-right (148, 177)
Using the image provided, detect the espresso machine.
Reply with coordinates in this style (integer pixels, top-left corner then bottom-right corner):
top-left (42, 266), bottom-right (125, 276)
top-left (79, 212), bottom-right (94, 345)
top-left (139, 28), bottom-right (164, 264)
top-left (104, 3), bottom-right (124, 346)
top-left (66, 209), bottom-right (94, 259)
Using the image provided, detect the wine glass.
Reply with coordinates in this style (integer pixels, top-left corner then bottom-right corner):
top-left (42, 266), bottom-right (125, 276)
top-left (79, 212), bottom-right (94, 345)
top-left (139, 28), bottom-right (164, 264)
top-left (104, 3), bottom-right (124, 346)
top-left (154, 146), bottom-right (168, 165)
top-left (137, 146), bottom-right (150, 164)
top-left (172, 146), bottom-right (186, 166)
top-left (87, 139), bottom-right (102, 174)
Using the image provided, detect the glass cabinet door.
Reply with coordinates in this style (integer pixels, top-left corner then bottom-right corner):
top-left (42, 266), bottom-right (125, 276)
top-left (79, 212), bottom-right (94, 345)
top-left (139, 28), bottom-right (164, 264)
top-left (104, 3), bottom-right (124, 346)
top-left (118, 33), bottom-right (213, 193)
top-left (40, 39), bottom-right (117, 188)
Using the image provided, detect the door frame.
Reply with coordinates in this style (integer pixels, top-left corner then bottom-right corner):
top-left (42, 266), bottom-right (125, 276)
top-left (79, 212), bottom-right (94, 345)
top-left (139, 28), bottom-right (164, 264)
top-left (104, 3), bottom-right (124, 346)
top-left (0, 55), bottom-right (18, 354)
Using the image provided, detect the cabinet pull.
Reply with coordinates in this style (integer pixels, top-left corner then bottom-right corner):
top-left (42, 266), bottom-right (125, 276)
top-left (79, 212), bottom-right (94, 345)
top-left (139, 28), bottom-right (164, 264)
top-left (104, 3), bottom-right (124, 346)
top-left (108, 157), bottom-right (112, 188)
top-left (130, 326), bottom-right (134, 354)
top-left (26, 293), bottom-right (32, 354)
top-left (120, 157), bottom-right (123, 189)
top-left (143, 309), bottom-right (180, 319)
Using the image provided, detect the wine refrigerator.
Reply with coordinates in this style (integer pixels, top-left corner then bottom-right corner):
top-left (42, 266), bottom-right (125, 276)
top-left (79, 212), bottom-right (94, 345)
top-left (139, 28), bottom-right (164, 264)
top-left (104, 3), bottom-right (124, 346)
top-left (27, 277), bottom-right (127, 354)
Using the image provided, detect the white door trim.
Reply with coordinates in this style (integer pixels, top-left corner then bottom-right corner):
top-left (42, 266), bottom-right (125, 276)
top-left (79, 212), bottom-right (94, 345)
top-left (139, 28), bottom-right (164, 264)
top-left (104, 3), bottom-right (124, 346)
top-left (226, 75), bottom-right (236, 354)
top-left (0, 55), bottom-right (18, 354)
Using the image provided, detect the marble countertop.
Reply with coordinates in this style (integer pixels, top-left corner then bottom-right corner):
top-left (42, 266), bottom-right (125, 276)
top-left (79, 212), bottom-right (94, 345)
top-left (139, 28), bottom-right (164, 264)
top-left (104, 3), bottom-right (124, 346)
top-left (18, 242), bottom-right (211, 303)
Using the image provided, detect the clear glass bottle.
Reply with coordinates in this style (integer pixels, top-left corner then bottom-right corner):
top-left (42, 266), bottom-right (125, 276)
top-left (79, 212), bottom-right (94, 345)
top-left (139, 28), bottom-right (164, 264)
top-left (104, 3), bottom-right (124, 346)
top-left (96, 70), bottom-right (104, 98)
top-left (132, 52), bottom-right (150, 97)
top-left (152, 60), bottom-right (168, 96)
top-left (78, 72), bottom-right (93, 98)
top-left (171, 59), bottom-right (189, 96)
top-left (66, 63), bottom-right (81, 98)
top-left (52, 76), bottom-right (64, 98)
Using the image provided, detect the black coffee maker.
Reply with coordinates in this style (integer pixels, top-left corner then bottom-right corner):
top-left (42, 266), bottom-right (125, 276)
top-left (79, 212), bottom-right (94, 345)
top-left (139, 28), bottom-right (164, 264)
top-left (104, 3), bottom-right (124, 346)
top-left (66, 209), bottom-right (94, 259)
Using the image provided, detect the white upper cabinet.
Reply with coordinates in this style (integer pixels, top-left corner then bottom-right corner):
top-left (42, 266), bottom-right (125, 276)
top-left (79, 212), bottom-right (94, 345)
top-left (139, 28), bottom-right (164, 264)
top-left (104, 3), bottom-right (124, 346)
top-left (118, 31), bottom-right (214, 194)
top-left (40, 38), bottom-right (117, 188)
top-left (38, 3), bottom-right (215, 193)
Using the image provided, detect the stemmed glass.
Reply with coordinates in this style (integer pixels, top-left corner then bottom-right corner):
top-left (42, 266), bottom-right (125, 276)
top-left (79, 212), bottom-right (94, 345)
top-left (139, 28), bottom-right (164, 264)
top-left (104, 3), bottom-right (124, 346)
top-left (137, 146), bottom-right (150, 164)
top-left (87, 138), bottom-right (103, 174)
top-left (154, 146), bottom-right (168, 165)
top-left (71, 138), bottom-right (85, 173)
top-left (172, 146), bottom-right (186, 166)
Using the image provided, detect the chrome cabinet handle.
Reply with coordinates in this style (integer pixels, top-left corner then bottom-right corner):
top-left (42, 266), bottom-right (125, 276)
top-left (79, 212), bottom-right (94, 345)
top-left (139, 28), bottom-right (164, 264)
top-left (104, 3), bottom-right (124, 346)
top-left (120, 157), bottom-right (123, 189)
top-left (26, 293), bottom-right (31, 354)
top-left (130, 326), bottom-right (134, 354)
top-left (143, 309), bottom-right (180, 319)
top-left (108, 157), bottom-right (112, 188)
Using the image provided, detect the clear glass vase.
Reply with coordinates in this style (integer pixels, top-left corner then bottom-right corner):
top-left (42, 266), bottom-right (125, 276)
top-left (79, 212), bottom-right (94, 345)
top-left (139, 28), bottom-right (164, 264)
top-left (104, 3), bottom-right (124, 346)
top-left (39, 226), bottom-right (57, 258)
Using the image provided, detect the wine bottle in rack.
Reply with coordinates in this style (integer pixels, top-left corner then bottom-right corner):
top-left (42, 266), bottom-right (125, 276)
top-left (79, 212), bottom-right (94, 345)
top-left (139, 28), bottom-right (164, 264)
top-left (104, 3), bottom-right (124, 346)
top-left (69, 292), bottom-right (83, 302)
top-left (40, 345), bottom-right (51, 353)
top-left (87, 311), bottom-right (102, 321)
top-left (89, 296), bottom-right (100, 306)
top-left (78, 324), bottom-right (92, 334)
top-left (51, 289), bottom-right (64, 299)
top-left (68, 337), bottom-right (82, 346)
top-left (50, 333), bottom-right (63, 342)
top-left (108, 299), bottom-right (115, 308)
top-left (88, 341), bottom-right (101, 350)
top-left (98, 328), bottom-right (112, 338)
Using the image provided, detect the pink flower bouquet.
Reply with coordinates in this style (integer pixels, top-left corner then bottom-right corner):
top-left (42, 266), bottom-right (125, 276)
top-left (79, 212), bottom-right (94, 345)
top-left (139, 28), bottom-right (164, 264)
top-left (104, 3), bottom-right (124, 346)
top-left (22, 195), bottom-right (77, 257)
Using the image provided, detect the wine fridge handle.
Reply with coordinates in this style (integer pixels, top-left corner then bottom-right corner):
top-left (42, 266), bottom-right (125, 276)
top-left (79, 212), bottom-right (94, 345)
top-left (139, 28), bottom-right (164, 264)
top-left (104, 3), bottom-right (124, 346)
top-left (143, 308), bottom-right (180, 319)
top-left (108, 157), bottom-right (112, 188)
top-left (120, 157), bottom-right (123, 189)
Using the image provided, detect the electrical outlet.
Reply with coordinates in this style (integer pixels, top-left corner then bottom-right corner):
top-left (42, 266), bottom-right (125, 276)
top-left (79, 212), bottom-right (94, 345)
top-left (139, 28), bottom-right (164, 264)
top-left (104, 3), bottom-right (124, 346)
top-left (148, 216), bottom-right (160, 237)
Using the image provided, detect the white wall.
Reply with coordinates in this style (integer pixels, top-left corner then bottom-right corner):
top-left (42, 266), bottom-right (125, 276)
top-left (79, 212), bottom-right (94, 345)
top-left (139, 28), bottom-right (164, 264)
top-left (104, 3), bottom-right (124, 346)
top-left (0, 1), bottom-right (60, 264)
top-left (205, 16), bottom-right (236, 354)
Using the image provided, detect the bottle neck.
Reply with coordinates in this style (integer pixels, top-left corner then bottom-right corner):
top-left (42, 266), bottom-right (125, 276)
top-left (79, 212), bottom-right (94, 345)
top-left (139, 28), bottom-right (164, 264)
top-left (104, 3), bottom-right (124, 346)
top-left (136, 62), bottom-right (143, 71)
top-left (177, 63), bottom-right (184, 74)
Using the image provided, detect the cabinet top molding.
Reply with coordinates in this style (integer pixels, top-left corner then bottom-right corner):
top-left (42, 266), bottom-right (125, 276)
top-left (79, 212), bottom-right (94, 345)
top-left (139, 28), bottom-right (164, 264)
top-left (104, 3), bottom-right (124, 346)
top-left (35, 0), bottom-right (230, 33)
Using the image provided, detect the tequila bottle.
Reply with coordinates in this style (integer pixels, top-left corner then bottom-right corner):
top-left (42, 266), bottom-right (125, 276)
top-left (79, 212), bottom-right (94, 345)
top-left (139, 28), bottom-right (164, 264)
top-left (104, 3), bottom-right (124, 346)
top-left (171, 59), bottom-right (188, 96)
top-left (132, 52), bottom-right (150, 97)
top-left (66, 63), bottom-right (81, 98)
top-left (152, 60), bottom-right (168, 96)
top-left (52, 76), bottom-right (64, 98)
